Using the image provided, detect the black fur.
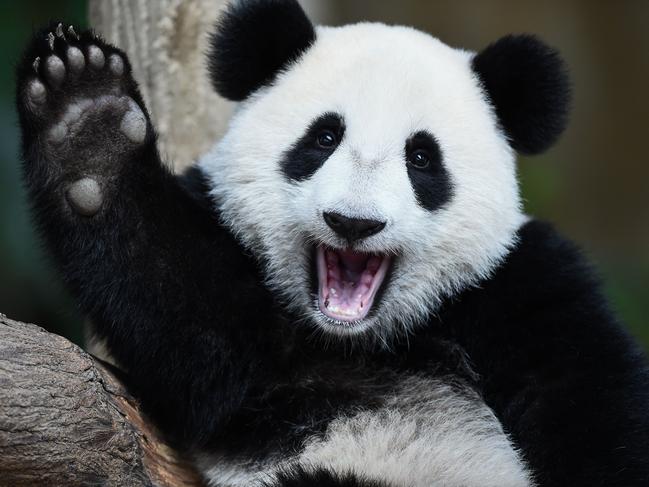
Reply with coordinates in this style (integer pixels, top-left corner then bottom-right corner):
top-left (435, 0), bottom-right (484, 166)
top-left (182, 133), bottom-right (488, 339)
top-left (472, 34), bottom-right (572, 155)
top-left (16, 24), bottom-right (649, 487)
top-left (208, 0), bottom-right (316, 101)
top-left (404, 131), bottom-right (453, 212)
top-left (437, 220), bottom-right (649, 486)
top-left (267, 466), bottom-right (393, 487)
top-left (281, 112), bottom-right (345, 182)
top-left (15, 24), bottom-right (274, 449)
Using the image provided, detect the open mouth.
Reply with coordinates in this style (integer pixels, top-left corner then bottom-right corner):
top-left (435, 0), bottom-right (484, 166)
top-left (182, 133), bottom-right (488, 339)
top-left (316, 245), bottom-right (391, 323)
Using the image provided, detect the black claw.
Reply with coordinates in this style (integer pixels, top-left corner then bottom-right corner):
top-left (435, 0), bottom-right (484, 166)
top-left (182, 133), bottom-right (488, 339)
top-left (55, 23), bottom-right (65, 39)
top-left (68, 26), bottom-right (79, 41)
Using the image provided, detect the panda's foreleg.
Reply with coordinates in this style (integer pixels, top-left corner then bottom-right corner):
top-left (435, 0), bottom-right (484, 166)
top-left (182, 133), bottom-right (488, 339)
top-left (15, 24), bottom-right (273, 448)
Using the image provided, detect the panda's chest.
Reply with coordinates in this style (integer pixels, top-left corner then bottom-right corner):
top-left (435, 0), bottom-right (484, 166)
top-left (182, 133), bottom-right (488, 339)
top-left (198, 375), bottom-right (534, 487)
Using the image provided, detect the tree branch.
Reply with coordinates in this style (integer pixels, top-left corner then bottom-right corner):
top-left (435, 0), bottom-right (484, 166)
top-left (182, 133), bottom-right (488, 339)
top-left (0, 315), bottom-right (204, 486)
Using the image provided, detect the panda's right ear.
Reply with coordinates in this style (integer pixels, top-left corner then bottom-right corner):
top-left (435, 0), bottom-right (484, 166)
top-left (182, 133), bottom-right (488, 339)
top-left (472, 34), bottom-right (572, 155)
top-left (208, 0), bottom-right (316, 101)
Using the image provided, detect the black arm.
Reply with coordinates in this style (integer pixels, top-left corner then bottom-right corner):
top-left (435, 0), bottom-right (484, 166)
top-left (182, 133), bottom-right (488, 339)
top-left (15, 24), bottom-right (274, 448)
top-left (448, 220), bottom-right (649, 486)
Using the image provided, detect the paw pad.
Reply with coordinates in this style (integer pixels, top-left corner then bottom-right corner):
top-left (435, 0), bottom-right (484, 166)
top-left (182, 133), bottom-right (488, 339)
top-left (66, 178), bottom-right (103, 216)
top-left (48, 122), bottom-right (68, 144)
top-left (47, 99), bottom-right (94, 144)
top-left (28, 80), bottom-right (46, 105)
top-left (67, 47), bottom-right (85, 73)
top-left (88, 45), bottom-right (105, 70)
top-left (46, 56), bottom-right (65, 87)
top-left (120, 100), bottom-right (147, 144)
top-left (19, 24), bottom-right (149, 209)
top-left (108, 54), bottom-right (124, 77)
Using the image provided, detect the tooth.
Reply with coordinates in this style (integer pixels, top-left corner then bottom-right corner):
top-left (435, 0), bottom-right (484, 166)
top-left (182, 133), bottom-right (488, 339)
top-left (56, 23), bottom-right (65, 39)
top-left (47, 32), bottom-right (55, 50)
top-left (32, 57), bottom-right (41, 73)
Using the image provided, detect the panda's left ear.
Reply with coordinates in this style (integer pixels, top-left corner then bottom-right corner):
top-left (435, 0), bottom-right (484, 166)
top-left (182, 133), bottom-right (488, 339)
top-left (472, 34), bottom-right (572, 155)
top-left (208, 0), bottom-right (316, 101)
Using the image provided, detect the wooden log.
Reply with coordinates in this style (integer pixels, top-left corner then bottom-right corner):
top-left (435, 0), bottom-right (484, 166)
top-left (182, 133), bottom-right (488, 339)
top-left (0, 315), bottom-right (204, 487)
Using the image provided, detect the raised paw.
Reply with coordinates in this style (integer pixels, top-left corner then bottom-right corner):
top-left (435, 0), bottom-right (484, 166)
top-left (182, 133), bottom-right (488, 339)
top-left (16, 23), bottom-right (150, 217)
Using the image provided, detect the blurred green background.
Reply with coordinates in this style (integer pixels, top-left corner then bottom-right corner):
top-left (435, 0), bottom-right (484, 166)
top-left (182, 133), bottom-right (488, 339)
top-left (0, 1), bottom-right (647, 348)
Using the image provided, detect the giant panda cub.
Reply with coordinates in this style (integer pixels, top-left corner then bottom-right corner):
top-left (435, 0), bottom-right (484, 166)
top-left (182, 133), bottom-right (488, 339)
top-left (15, 0), bottom-right (649, 486)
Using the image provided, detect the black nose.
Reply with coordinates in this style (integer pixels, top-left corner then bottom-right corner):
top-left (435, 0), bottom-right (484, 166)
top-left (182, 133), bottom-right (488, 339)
top-left (323, 212), bottom-right (386, 242)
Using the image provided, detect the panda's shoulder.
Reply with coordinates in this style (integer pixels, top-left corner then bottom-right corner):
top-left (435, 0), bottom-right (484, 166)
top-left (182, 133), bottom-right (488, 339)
top-left (436, 218), bottom-right (617, 344)
top-left (488, 218), bottom-right (603, 304)
top-left (178, 165), bottom-right (215, 212)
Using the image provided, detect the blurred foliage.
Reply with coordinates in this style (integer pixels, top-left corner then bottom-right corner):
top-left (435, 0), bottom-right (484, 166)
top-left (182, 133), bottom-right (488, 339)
top-left (0, 1), bottom-right (647, 348)
top-left (0, 1), bottom-right (87, 343)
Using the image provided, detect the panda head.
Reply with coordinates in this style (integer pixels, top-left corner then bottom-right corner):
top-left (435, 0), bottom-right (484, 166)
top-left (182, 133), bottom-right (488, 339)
top-left (200, 0), bottom-right (571, 341)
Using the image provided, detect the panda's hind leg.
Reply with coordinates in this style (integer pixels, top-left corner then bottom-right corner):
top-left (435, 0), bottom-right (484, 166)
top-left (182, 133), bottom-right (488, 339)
top-left (16, 23), bottom-right (150, 218)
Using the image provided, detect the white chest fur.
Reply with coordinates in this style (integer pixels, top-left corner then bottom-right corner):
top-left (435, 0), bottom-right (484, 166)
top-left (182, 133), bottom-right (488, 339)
top-left (198, 376), bottom-right (534, 487)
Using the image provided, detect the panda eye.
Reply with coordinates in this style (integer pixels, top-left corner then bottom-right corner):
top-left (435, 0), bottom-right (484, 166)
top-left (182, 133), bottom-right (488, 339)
top-left (316, 129), bottom-right (338, 149)
top-left (408, 149), bottom-right (431, 169)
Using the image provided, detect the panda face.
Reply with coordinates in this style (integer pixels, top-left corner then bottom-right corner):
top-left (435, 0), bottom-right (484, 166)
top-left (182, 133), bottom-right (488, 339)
top-left (200, 22), bottom-right (528, 341)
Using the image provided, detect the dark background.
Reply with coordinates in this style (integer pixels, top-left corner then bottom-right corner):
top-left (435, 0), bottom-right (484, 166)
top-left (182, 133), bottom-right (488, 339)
top-left (0, 1), bottom-right (647, 347)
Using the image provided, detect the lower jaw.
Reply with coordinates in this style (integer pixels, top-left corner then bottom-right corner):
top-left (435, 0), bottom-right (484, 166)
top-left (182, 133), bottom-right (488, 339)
top-left (314, 312), bottom-right (374, 335)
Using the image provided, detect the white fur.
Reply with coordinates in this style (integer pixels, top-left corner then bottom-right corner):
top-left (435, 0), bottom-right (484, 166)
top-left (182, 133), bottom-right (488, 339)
top-left (199, 22), bottom-right (525, 343)
top-left (199, 377), bottom-right (534, 487)
top-left (197, 457), bottom-right (272, 487)
top-left (297, 377), bottom-right (534, 487)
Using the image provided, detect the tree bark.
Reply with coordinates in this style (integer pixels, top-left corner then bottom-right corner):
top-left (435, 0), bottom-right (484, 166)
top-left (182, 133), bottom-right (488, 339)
top-left (89, 0), bottom-right (233, 173)
top-left (0, 315), bottom-right (204, 487)
top-left (87, 0), bottom-right (333, 173)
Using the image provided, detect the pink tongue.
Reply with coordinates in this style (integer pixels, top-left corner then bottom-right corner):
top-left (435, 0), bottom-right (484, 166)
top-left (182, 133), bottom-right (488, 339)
top-left (323, 250), bottom-right (377, 319)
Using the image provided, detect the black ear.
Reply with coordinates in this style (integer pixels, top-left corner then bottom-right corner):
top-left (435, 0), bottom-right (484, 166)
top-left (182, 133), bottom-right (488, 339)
top-left (472, 34), bottom-right (571, 155)
top-left (208, 0), bottom-right (316, 101)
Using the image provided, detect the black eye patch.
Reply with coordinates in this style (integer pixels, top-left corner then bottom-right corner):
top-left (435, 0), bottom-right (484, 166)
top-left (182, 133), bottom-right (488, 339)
top-left (404, 131), bottom-right (454, 212)
top-left (280, 112), bottom-right (345, 182)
